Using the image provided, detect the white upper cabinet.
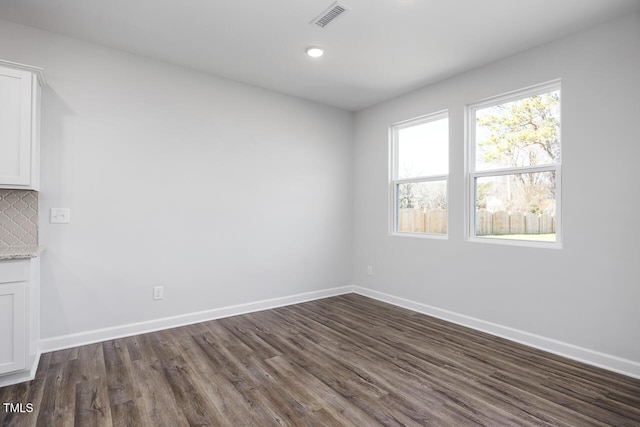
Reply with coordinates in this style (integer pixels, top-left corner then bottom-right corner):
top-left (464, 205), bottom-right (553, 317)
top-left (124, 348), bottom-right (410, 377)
top-left (0, 60), bottom-right (45, 191)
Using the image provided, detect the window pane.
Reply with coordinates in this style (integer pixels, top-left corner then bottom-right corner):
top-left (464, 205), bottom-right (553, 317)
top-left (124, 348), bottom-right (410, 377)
top-left (397, 180), bottom-right (447, 234)
top-left (398, 117), bottom-right (448, 179)
top-left (475, 171), bottom-right (556, 241)
top-left (475, 90), bottom-right (560, 171)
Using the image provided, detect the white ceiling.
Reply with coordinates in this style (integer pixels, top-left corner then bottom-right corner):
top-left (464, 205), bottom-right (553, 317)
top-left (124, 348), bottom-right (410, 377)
top-left (1, 0), bottom-right (638, 111)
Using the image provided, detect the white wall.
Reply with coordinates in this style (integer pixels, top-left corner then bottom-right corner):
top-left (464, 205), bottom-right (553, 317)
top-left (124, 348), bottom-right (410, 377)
top-left (0, 19), bottom-right (354, 339)
top-left (353, 13), bottom-right (640, 363)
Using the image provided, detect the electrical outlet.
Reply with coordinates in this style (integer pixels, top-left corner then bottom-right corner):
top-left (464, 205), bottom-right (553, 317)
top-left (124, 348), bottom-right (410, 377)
top-left (367, 266), bottom-right (373, 276)
top-left (153, 286), bottom-right (164, 300)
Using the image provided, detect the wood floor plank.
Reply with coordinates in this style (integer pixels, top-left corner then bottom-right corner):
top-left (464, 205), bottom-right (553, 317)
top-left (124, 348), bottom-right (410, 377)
top-left (164, 328), bottom-right (266, 426)
top-left (217, 316), bottom-right (282, 360)
top-left (122, 337), bottom-right (143, 363)
top-left (48, 348), bottom-right (79, 367)
top-left (76, 343), bottom-right (107, 384)
top-left (264, 354), bottom-right (380, 427)
top-left (35, 358), bottom-right (77, 427)
top-left (102, 340), bottom-right (139, 407)
top-left (2, 294), bottom-right (639, 426)
top-left (151, 330), bottom-right (228, 427)
top-left (110, 399), bottom-right (143, 427)
top-left (74, 377), bottom-right (113, 427)
top-left (190, 329), bottom-right (293, 426)
top-left (128, 345), bottom-right (188, 426)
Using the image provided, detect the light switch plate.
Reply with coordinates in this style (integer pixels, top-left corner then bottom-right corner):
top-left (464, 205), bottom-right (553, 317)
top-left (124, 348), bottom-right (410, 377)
top-left (50, 208), bottom-right (71, 224)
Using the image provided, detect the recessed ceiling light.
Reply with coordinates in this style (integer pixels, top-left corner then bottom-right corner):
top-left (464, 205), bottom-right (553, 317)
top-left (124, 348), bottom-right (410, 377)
top-left (306, 47), bottom-right (324, 58)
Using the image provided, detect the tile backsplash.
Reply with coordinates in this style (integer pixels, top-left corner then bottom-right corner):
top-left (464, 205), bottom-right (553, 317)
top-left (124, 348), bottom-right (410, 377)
top-left (0, 189), bottom-right (38, 247)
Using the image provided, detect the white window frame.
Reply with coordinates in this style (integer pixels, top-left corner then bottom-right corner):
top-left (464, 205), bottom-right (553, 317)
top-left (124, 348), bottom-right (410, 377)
top-left (389, 110), bottom-right (449, 239)
top-left (466, 80), bottom-right (562, 248)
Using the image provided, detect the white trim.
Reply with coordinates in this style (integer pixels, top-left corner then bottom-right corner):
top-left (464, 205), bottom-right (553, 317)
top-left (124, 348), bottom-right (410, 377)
top-left (391, 231), bottom-right (448, 240)
top-left (394, 174), bottom-right (448, 185)
top-left (389, 111), bottom-right (450, 239)
top-left (352, 286), bottom-right (640, 379)
top-left (0, 59), bottom-right (46, 86)
top-left (472, 164), bottom-right (560, 178)
top-left (466, 80), bottom-right (562, 248)
top-left (388, 125), bottom-right (396, 235)
top-left (39, 285), bottom-right (354, 353)
top-left (467, 235), bottom-right (562, 249)
top-left (392, 109), bottom-right (448, 130)
top-left (0, 351), bottom-right (40, 388)
top-left (469, 79), bottom-right (561, 111)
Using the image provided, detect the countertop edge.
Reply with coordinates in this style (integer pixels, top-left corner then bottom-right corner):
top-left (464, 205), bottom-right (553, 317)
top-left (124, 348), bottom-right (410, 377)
top-left (0, 246), bottom-right (46, 260)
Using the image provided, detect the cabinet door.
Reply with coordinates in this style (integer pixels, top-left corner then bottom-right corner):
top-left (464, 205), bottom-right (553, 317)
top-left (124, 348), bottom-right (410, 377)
top-left (0, 65), bottom-right (33, 186)
top-left (0, 283), bottom-right (26, 374)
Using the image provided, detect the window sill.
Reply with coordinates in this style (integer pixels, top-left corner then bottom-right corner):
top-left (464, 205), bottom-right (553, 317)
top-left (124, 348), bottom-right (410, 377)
top-left (390, 232), bottom-right (448, 240)
top-left (467, 236), bottom-right (562, 249)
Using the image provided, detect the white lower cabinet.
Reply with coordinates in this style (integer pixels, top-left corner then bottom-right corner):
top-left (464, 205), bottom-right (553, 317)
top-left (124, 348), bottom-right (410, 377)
top-left (0, 282), bottom-right (26, 374)
top-left (0, 258), bottom-right (40, 384)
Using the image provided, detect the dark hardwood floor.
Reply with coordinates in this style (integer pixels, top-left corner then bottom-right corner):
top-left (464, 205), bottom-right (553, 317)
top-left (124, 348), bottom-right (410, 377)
top-left (1, 294), bottom-right (639, 426)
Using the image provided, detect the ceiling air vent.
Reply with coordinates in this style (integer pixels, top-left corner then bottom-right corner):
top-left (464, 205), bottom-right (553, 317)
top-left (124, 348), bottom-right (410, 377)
top-left (310, 2), bottom-right (349, 28)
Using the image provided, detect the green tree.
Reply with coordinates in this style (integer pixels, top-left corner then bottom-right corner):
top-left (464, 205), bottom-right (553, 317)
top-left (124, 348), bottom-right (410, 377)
top-left (476, 91), bottom-right (559, 213)
top-left (398, 182), bottom-right (446, 210)
top-left (477, 92), bottom-right (560, 168)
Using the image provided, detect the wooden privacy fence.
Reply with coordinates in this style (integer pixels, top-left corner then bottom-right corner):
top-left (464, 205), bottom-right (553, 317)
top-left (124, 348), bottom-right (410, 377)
top-left (398, 208), bottom-right (447, 234)
top-left (398, 208), bottom-right (555, 235)
top-left (476, 209), bottom-right (555, 235)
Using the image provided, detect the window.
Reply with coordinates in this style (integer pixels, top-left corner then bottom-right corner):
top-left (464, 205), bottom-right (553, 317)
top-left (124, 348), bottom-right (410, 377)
top-left (467, 81), bottom-right (561, 247)
top-left (391, 112), bottom-right (449, 237)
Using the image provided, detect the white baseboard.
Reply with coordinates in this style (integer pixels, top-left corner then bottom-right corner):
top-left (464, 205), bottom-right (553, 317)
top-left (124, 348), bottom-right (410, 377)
top-left (0, 352), bottom-right (41, 388)
top-left (352, 286), bottom-right (640, 380)
top-left (40, 285), bottom-right (354, 353)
